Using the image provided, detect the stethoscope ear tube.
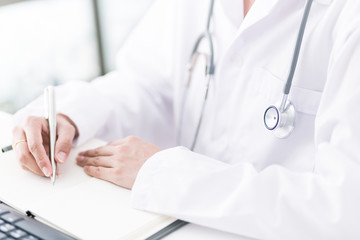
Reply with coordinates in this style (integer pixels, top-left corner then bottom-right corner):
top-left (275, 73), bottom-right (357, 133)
top-left (178, 47), bottom-right (214, 150)
top-left (178, 33), bottom-right (214, 150)
top-left (178, 0), bottom-right (215, 150)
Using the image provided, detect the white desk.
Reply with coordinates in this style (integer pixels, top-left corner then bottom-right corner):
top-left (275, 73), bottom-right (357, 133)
top-left (0, 111), bottom-right (248, 240)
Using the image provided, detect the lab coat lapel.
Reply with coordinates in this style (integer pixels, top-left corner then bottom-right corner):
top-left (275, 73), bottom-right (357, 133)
top-left (219, 0), bottom-right (244, 27)
top-left (218, 0), bottom-right (279, 30)
top-left (237, 0), bottom-right (279, 34)
top-left (238, 0), bottom-right (333, 34)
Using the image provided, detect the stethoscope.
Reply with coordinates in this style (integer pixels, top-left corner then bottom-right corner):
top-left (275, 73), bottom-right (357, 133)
top-left (178, 0), bottom-right (314, 150)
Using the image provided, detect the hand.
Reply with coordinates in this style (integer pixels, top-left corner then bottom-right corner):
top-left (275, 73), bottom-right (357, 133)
top-left (76, 136), bottom-right (161, 189)
top-left (12, 113), bottom-right (79, 177)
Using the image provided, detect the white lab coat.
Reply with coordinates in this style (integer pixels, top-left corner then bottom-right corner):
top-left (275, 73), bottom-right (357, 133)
top-left (15, 0), bottom-right (360, 239)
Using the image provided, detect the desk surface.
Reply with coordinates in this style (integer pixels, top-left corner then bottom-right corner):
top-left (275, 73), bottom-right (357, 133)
top-left (0, 111), bottom-right (248, 240)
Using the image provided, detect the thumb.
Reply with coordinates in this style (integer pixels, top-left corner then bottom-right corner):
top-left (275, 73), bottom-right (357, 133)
top-left (55, 124), bottom-right (75, 164)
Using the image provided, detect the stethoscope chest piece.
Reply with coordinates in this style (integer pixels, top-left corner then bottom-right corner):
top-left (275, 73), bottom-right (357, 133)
top-left (264, 101), bottom-right (296, 139)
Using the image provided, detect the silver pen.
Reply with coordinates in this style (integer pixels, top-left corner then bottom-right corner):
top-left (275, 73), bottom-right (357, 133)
top-left (44, 86), bottom-right (57, 185)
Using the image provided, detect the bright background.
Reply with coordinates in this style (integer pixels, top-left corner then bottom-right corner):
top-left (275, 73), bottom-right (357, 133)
top-left (0, 0), bottom-right (155, 113)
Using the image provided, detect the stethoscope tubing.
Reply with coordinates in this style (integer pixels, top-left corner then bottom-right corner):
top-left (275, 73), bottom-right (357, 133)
top-left (179, 0), bottom-right (314, 148)
top-left (283, 0), bottom-right (314, 96)
top-left (177, 1), bottom-right (215, 150)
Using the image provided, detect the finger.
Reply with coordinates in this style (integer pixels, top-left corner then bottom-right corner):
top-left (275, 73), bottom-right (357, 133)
top-left (17, 160), bottom-right (40, 176)
top-left (16, 140), bottom-right (45, 176)
top-left (12, 126), bottom-right (45, 176)
top-left (108, 139), bottom-right (126, 146)
top-left (23, 118), bottom-right (52, 177)
top-left (83, 166), bottom-right (113, 182)
top-left (76, 155), bottom-right (114, 168)
top-left (12, 125), bottom-right (27, 148)
top-left (55, 121), bottom-right (76, 164)
top-left (79, 146), bottom-right (113, 157)
top-left (44, 142), bottom-right (50, 158)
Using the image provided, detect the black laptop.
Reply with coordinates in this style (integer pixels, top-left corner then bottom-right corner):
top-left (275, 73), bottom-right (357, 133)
top-left (0, 201), bottom-right (75, 240)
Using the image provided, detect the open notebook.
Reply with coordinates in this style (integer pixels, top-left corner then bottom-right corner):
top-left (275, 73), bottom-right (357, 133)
top-left (0, 138), bottom-right (177, 240)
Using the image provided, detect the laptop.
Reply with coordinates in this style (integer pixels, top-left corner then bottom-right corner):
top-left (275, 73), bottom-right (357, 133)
top-left (0, 200), bottom-right (186, 240)
top-left (0, 201), bottom-right (75, 240)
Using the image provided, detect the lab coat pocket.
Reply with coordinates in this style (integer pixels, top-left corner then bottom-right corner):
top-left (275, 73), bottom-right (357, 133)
top-left (256, 67), bottom-right (323, 116)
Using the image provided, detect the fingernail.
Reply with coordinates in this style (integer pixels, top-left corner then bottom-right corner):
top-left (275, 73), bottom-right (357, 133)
top-left (76, 156), bottom-right (84, 161)
top-left (42, 167), bottom-right (51, 177)
top-left (57, 152), bottom-right (67, 163)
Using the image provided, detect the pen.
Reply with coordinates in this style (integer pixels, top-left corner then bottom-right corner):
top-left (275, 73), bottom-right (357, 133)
top-left (1, 145), bottom-right (12, 153)
top-left (44, 86), bottom-right (57, 185)
top-left (1, 88), bottom-right (57, 185)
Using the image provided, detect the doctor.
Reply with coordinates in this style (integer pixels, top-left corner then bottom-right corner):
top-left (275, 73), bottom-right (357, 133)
top-left (12, 0), bottom-right (360, 239)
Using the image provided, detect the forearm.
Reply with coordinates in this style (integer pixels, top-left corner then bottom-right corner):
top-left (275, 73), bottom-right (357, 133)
top-left (131, 146), bottom-right (360, 240)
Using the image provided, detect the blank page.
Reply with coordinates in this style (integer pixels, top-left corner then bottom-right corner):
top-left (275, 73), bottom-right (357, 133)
top-left (0, 138), bottom-right (175, 240)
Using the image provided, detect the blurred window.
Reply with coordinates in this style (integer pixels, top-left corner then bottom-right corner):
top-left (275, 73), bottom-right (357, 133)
top-left (0, 0), bottom-right (154, 113)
